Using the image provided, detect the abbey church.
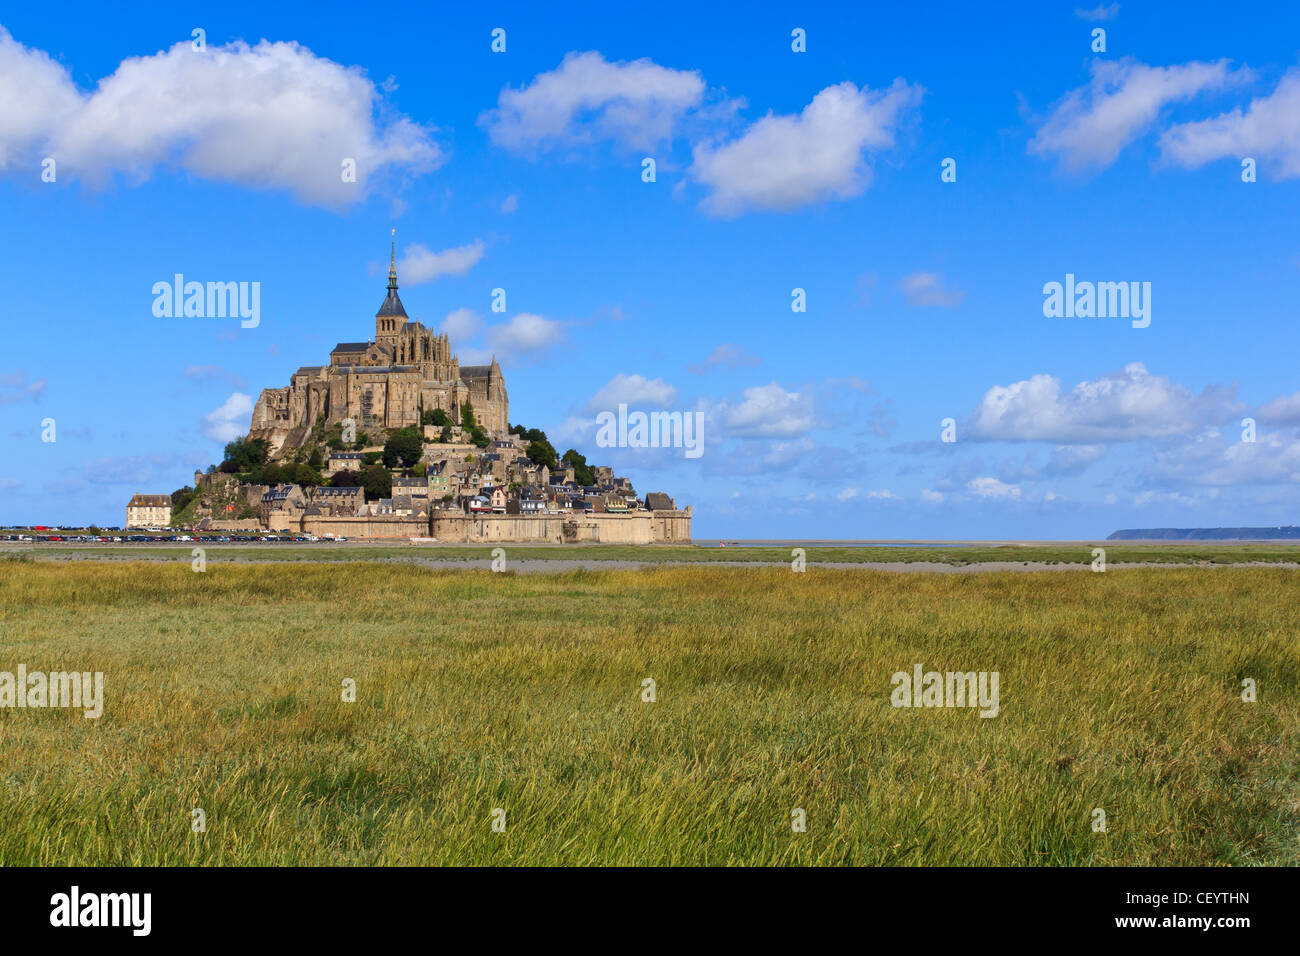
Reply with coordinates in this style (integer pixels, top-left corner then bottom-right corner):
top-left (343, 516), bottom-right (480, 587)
top-left (250, 244), bottom-right (508, 454)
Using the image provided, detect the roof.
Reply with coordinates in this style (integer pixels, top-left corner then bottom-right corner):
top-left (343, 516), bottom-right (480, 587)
top-left (315, 486), bottom-right (362, 496)
top-left (459, 365), bottom-right (495, 380)
top-left (332, 342), bottom-right (370, 353)
top-left (645, 492), bottom-right (675, 511)
top-left (128, 494), bottom-right (171, 507)
top-left (377, 288), bottom-right (407, 318)
top-left (262, 485), bottom-right (302, 502)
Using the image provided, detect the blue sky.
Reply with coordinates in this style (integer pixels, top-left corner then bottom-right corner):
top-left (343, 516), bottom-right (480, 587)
top-left (2, 1), bottom-right (1299, 537)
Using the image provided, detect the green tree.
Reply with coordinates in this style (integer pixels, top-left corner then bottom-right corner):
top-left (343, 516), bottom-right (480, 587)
top-left (307, 447), bottom-right (325, 471)
top-left (330, 469), bottom-right (359, 488)
top-left (412, 462), bottom-right (427, 477)
top-left (460, 401), bottom-right (478, 431)
top-left (294, 463), bottom-right (322, 487)
top-left (526, 437), bottom-right (559, 470)
top-left (422, 407), bottom-right (451, 427)
top-left (170, 485), bottom-right (197, 512)
top-left (439, 424), bottom-right (453, 443)
top-left (222, 437), bottom-right (269, 472)
top-left (561, 449), bottom-right (596, 486)
top-left (261, 463), bottom-right (289, 485)
top-left (359, 464), bottom-right (392, 501)
top-left (383, 427), bottom-right (424, 468)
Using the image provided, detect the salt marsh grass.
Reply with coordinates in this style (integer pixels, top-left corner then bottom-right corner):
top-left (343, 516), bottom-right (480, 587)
top-left (0, 562), bottom-right (1295, 865)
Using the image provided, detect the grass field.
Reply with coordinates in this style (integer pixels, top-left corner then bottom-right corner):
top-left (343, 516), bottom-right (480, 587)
top-left (0, 559), bottom-right (1296, 865)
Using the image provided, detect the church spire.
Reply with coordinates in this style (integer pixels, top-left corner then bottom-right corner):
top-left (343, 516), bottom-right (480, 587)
top-left (388, 228), bottom-right (398, 292)
top-left (376, 228), bottom-right (408, 329)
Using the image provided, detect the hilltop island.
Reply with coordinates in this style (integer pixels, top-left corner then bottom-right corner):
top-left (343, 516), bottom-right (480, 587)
top-left (150, 247), bottom-right (690, 543)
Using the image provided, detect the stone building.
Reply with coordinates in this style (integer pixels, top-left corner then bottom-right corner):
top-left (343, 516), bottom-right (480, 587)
top-left (126, 494), bottom-right (172, 528)
top-left (261, 484), bottom-right (308, 528)
top-left (249, 241), bottom-right (508, 456)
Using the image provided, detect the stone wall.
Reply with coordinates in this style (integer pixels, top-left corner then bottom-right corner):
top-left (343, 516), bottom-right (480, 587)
top-left (300, 515), bottom-right (430, 540)
top-left (429, 510), bottom-right (691, 544)
top-left (276, 508), bottom-right (690, 543)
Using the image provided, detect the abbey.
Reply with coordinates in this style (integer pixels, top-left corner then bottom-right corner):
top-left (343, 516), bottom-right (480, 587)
top-left (250, 243), bottom-right (507, 455)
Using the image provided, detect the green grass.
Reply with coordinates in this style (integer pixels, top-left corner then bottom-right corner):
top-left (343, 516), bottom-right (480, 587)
top-left (0, 561), bottom-right (1296, 865)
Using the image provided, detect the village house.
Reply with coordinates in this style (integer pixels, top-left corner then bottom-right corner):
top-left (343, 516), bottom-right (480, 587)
top-left (261, 484), bottom-right (308, 526)
top-left (506, 489), bottom-right (546, 515)
top-left (310, 485), bottom-right (364, 516)
top-left (325, 452), bottom-right (365, 475)
top-left (427, 471), bottom-right (453, 501)
top-left (393, 476), bottom-right (429, 499)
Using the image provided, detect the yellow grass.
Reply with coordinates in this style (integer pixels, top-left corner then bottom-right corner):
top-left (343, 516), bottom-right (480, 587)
top-left (0, 560), bottom-right (1295, 865)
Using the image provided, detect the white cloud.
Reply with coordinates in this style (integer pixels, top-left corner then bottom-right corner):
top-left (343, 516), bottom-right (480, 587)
top-left (718, 383), bottom-right (815, 439)
top-left (585, 373), bottom-right (678, 412)
top-left (968, 476), bottom-right (1021, 499)
top-left (690, 79), bottom-right (922, 217)
top-left (970, 363), bottom-right (1242, 443)
top-left (837, 488), bottom-right (859, 502)
top-left (865, 489), bottom-right (897, 500)
top-left (0, 370), bottom-right (47, 404)
top-left (400, 241), bottom-right (485, 285)
top-left (1029, 58), bottom-right (1243, 173)
top-left (499, 193), bottom-right (519, 214)
top-left (0, 27), bottom-right (80, 171)
top-left (763, 437), bottom-right (816, 468)
top-left (899, 272), bottom-right (965, 307)
top-left (1146, 429), bottom-right (1300, 486)
top-left (485, 313), bottom-right (564, 363)
top-left (687, 343), bottom-right (762, 374)
top-left (921, 489), bottom-right (944, 503)
top-left (480, 51), bottom-right (705, 153)
top-left (1046, 444), bottom-right (1105, 475)
top-left (440, 307), bottom-right (482, 344)
top-left (0, 28), bottom-right (441, 205)
top-left (1160, 70), bottom-right (1300, 179)
top-left (1257, 389), bottom-right (1300, 424)
top-left (201, 392), bottom-right (253, 443)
